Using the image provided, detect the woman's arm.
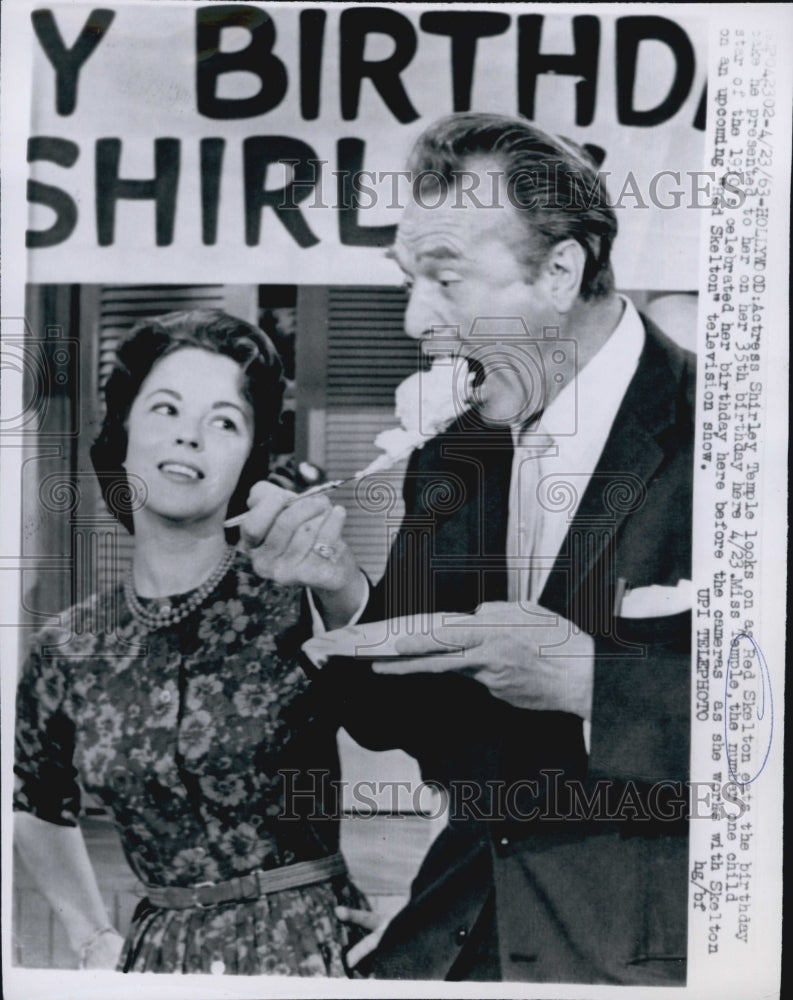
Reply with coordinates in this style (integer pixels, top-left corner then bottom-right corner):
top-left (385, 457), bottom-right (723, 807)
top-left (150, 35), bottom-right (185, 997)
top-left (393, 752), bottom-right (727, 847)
top-left (14, 812), bottom-right (124, 969)
top-left (309, 566), bottom-right (368, 631)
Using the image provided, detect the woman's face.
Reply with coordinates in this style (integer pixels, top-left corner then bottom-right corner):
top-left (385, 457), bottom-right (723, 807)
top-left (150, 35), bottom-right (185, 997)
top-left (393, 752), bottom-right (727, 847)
top-left (124, 347), bottom-right (254, 529)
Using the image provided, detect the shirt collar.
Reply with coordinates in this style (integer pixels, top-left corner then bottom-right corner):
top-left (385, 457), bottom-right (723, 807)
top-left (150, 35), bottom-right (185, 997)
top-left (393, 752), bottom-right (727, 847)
top-left (528, 295), bottom-right (645, 453)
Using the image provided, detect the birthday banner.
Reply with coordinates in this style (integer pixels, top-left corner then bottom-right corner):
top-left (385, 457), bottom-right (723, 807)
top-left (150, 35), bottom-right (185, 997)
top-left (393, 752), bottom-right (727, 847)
top-left (25, 2), bottom-right (708, 287)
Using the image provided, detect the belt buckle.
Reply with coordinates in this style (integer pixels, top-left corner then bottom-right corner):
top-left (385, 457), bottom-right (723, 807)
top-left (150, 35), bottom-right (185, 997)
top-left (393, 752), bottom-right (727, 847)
top-left (191, 880), bottom-right (215, 909)
top-left (238, 870), bottom-right (263, 903)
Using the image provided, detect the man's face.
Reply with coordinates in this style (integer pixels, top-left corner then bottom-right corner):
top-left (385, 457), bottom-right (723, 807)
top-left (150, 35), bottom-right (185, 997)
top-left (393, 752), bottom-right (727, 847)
top-left (392, 164), bottom-right (560, 424)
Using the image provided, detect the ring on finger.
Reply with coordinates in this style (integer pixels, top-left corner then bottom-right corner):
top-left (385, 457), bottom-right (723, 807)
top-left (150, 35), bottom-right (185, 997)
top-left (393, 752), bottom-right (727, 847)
top-left (313, 542), bottom-right (338, 560)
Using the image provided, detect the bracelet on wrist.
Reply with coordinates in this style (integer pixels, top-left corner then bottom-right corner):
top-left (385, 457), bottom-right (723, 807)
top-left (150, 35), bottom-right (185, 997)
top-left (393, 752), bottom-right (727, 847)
top-left (78, 925), bottom-right (118, 968)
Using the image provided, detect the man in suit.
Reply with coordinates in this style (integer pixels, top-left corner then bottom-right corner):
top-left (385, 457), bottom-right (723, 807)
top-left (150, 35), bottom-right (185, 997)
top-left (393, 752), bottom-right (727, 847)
top-left (248, 112), bottom-right (694, 983)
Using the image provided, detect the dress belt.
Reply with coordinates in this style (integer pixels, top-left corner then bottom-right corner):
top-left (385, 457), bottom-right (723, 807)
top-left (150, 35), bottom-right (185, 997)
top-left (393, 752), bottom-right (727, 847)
top-left (141, 853), bottom-right (348, 910)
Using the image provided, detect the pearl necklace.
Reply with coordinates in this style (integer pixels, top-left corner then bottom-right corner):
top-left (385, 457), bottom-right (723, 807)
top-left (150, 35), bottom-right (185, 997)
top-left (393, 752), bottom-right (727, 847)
top-left (124, 545), bottom-right (236, 631)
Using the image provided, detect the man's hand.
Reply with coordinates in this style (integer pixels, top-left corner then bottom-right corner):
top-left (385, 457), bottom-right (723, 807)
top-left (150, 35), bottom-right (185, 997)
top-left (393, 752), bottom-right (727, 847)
top-left (360, 602), bottom-right (595, 719)
top-left (335, 906), bottom-right (386, 970)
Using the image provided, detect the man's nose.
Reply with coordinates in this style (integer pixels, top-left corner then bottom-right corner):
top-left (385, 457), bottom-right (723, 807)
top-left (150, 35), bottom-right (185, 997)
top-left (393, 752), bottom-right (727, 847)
top-left (403, 281), bottom-right (435, 340)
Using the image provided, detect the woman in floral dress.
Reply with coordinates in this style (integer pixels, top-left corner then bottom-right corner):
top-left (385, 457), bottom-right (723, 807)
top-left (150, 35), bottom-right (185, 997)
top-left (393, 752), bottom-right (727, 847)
top-left (14, 310), bottom-right (370, 975)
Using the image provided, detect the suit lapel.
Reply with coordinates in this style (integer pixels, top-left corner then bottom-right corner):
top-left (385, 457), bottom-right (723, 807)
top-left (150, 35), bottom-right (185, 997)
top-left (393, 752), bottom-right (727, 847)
top-left (443, 433), bottom-right (513, 562)
top-left (539, 322), bottom-right (688, 619)
top-left (416, 419), bottom-right (513, 606)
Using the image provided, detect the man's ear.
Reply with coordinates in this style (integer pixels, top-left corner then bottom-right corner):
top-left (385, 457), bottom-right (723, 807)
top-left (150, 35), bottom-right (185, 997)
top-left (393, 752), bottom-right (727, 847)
top-left (544, 239), bottom-right (586, 313)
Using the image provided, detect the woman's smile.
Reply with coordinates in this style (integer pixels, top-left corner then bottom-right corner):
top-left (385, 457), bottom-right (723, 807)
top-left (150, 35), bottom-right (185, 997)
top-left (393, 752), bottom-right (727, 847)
top-left (158, 460), bottom-right (205, 482)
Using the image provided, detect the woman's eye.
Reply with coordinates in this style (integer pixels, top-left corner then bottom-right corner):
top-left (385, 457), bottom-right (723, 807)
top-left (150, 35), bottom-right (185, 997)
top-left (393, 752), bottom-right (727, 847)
top-left (211, 415), bottom-right (239, 432)
top-left (437, 273), bottom-right (461, 289)
top-left (151, 402), bottom-right (177, 416)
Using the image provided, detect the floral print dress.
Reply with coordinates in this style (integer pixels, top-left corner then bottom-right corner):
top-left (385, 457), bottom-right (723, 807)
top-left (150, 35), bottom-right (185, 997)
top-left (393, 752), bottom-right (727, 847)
top-left (14, 553), bottom-right (368, 976)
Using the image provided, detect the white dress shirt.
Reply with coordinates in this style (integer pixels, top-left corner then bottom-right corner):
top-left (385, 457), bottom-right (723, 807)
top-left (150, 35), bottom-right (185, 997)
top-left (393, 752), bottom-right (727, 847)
top-left (505, 297), bottom-right (645, 744)
top-left (507, 296), bottom-right (646, 604)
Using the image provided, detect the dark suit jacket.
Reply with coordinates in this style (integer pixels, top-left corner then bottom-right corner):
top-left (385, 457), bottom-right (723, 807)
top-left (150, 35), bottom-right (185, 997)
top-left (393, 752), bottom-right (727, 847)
top-left (318, 319), bottom-right (694, 983)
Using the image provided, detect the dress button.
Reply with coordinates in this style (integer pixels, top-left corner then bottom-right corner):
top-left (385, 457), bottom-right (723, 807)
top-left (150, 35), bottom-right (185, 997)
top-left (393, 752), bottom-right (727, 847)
top-left (499, 836), bottom-right (510, 847)
top-left (454, 926), bottom-right (468, 945)
top-left (210, 959), bottom-right (225, 975)
top-left (159, 689), bottom-right (171, 703)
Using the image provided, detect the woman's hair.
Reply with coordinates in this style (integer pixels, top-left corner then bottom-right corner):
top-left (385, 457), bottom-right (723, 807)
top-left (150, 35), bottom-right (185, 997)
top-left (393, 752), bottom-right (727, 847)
top-left (90, 309), bottom-right (285, 532)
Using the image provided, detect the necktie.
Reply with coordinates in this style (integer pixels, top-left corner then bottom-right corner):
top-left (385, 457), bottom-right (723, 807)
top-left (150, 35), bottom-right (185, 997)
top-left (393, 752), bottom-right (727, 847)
top-left (506, 422), bottom-right (556, 603)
